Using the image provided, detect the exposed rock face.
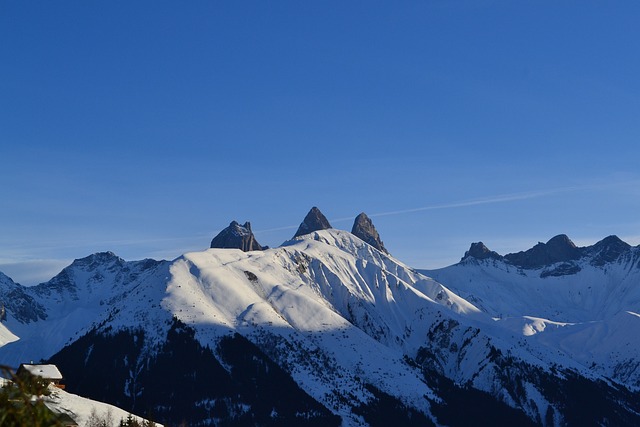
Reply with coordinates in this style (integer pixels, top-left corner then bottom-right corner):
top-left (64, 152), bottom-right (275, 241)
top-left (504, 234), bottom-right (581, 269)
top-left (459, 233), bottom-right (637, 278)
top-left (210, 221), bottom-right (266, 252)
top-left (293, 207), bottom-right (332, 238)
top-left (351, 213), bottom-right (388, 254)
top-left (0, 272), bottom-right (47, 323)
top-left (462, 242), bottom-right (502, 261)
top-left (586, 235), bottom-right (631, 266)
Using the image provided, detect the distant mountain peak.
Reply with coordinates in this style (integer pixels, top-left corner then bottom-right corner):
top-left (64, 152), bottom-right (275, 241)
top-left (462, 242), bottom-right (502, 261)
top-left (74, 251), bottom-right (120, 262)
top-left (351, 212), bottom-right (388, 254)
top-left (587, 235), bottom-right (631, 266)
top-left (461, 233), bottom-right (634, 272)
top-left (293, 207), bottom-right (332, 238)
top-left (504, 234), bottom-right (581, 269)
top-left (546, 234), bottom-right (577, 250)
top-left (0, 270), bottom-right (16, 284)
top-left (69, 252), bottom-right (124, 270)
top-left (592, 235), bottom-right (629, 250)
top-left (210, 221), bottom-right (266, 252)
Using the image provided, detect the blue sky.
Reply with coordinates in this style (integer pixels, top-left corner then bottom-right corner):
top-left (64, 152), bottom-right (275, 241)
top-left (2, 1), bottom-right (640, 285)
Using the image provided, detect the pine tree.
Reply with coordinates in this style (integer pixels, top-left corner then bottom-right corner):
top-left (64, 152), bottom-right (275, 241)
top-left (0, 365), bottom-right (63, 426)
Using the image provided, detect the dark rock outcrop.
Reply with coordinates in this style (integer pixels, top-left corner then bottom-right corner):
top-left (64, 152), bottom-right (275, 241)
top-left (585, 235), bottom-right (631, 266)
top-left (293, 207), bottom-right (332, 238)
top-left (504, 234), bottom-right (581, 269)
top-left (540, 263), bottom-right (582, 278)
top-left (210, 221), bottom-right (266, 252)
top-left (351, 213), bottom-right (388, 254)
top-left (462, 242), bottom-right (503, 262)
top-left (459, 233), bottom-right (636, 276)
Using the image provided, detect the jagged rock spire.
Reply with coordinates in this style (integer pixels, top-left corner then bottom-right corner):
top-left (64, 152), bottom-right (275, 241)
top-left (210, 221), bottom-right (266, 252)
top-left (351, 213), bottom-right (388, 254)
top-left (293, 207), bottom-right (332, 238)
top-left (462, 242), bottom-right (502, 261)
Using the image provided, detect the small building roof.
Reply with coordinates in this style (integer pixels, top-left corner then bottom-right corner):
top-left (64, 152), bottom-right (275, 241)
top-left (18, 364), bottom-right (63, 381)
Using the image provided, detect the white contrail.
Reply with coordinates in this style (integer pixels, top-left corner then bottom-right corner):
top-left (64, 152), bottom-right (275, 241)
top-left (366, 186), bottom-right (585, 219)
top-left (255, 185), bottom-right (591, 233)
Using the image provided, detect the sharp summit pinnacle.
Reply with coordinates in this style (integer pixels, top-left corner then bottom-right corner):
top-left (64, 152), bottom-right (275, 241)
top-left (293, 207), bottom-right (332, 238)
top-left (351, 212), bottom-right (388, 254)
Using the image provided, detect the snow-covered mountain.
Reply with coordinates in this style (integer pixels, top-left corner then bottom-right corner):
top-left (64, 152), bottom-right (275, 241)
top-left (1, 210), bottom-right (639, 426)
top-left (43, 383), bottom-right (162, 427)
top-left (423, 235), bottom-right (640, 392)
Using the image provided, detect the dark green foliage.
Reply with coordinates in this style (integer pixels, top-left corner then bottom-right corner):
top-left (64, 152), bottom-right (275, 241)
top-left (422, 369), bottom-right (536, 427)
top-left (0, 365), bottom-right (64, 426)
top-left (537, 370), bottom-right (640, 427)
top-left (133, 320), bottom-right (235, 423)
top-left (217, 333), bottom-right (341, 427)
top-left (48, 328), bottom-right (145, 408)
top-left (353, 384), bottom-right (434, 427)
top-left (417, 343), bottom-right (640, 427)
top-left (491, 354), bottom-right (640, 427)
top-left (118, 413), bottom-right (156, 427)
top-left (48, 320), bottom-right (340, 426)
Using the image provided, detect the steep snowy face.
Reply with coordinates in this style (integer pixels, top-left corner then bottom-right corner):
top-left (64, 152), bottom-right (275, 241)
top-left (161, 230), bottom-right (487, 406)
top-left (425, 236), bottom-right (640, 390)
top-left (0, 230), bottom-right (473, 422)
top-left (146, 230), bottom-right (640, 425)
top-left (0, 253), bottom-right (170, 367)
top-left (0, 229), bottom-right (480, 366)
top-left (429, 239), bottom-right (640, 322)
top-left (2, 227), bottom-right (640, 425)
top-left (3, 228), bottom-right (531, 425)
top-left (0, 271), bottom-right (47, 324)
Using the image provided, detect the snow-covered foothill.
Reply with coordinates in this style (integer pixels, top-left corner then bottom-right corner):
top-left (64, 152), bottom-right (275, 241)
top-left (44, 384), bottom-right (162, 427)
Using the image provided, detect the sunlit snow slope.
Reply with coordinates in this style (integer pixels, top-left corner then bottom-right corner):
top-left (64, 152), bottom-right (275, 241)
top-left (1, 228), bottom-right (639, 426)
top-left (425, 239), bottom-right (640, 390)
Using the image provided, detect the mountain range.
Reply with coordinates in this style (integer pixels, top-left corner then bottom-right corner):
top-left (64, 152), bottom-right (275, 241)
top-left (1, 207), bottom-right (639, 426)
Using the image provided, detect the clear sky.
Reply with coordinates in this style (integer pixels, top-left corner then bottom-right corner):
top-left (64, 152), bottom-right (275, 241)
top-left (2, 1), bottom-right (640, 285)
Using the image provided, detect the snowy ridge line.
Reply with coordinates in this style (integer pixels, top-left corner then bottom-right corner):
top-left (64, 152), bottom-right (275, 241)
top-left (1, 224), bottom-right (640, 425)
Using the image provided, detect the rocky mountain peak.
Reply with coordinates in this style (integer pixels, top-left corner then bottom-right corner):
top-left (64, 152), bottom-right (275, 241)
top-left (293, 207), bottom-right (332, 238)
top-left (351, 213), bottom-right (388, 254)
top-left (67, 252), bottom-right (125, 273)
top-left (0, 271), bottom-right (15, 285)
top-left (587, 235), bottom-right (631, 266)
top-left (504, 234), bottom-right (581, 269)
top-left (546, 234), bottom-right (577, 250)
top-left (0, 272), bottom-right (48, 324)
top-left (74, 251), bottom-right (121, 263)
top-left (462, 242), bottom-right (502, 261)
top-left (210, 221), bottom-right (266, 252)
